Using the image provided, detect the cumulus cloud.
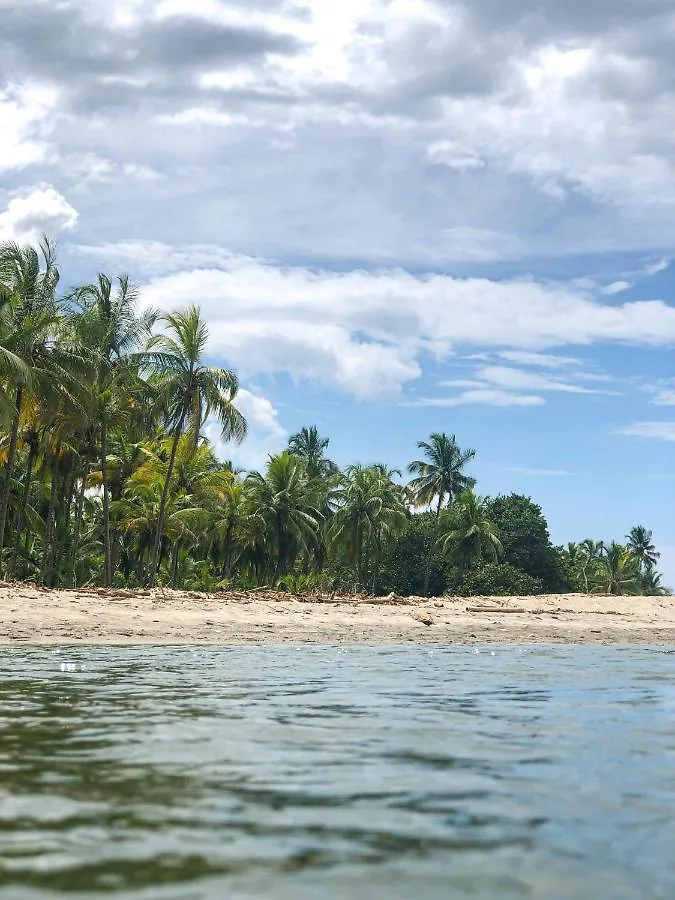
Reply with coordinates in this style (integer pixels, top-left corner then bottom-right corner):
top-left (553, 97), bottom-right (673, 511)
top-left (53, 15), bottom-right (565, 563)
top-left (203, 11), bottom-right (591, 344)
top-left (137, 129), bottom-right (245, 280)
top-left (77, 242), bottom-right (674, 399)
top-left (2, 0), bottom-right (675, 262)
top-left (616, 422), bottom-right (675, 442)
top-left (0, 187), bottom-right (78, 242)
top-left (204, 388), bottom-right (287, 471)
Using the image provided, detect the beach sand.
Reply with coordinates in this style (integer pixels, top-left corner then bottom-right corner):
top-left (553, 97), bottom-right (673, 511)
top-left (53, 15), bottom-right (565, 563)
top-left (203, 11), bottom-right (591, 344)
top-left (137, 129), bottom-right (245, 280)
top-left (1, 584), bottom-right (674, 645)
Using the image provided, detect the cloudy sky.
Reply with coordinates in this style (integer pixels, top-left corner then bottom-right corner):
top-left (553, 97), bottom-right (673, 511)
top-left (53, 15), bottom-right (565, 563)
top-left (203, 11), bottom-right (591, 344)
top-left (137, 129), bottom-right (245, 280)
top-left (1, 0), bottom-right (674, 581)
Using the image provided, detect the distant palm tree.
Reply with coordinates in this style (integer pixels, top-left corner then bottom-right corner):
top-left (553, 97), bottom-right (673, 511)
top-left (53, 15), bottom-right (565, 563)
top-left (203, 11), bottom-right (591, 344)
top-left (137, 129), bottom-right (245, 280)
top-left (245, 452), bottom-right (322, 583)
top-left (599, 542), bottom-right (639, 596)
top-left (626, 525), bottom-right (660, 572)
top-left (438, 490), bottom-right (502, 573)
top-left (146, 305), bottom-right (246, 582)
top-left (288, 425), bottom-right (338, 478)
top-left (408, 432), bottom-right (476, 515)
top-left (330, 464), bottom-right (407, 589)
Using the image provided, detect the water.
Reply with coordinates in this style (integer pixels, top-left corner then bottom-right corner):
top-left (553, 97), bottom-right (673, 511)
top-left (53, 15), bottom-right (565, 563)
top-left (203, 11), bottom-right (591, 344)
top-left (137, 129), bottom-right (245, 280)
top-left (1, 646), bottom-right (674, 899)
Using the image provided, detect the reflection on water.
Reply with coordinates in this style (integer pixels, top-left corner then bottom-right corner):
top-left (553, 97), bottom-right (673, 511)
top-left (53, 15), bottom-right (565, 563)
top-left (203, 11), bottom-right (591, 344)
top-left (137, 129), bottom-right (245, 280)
top-left (1, 646), bottom-right (674, 899)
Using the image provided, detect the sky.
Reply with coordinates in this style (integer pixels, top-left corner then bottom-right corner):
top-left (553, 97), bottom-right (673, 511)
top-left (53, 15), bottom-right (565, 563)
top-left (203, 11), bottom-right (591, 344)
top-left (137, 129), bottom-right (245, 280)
top-left (1, 0), bottom-right (673, 583)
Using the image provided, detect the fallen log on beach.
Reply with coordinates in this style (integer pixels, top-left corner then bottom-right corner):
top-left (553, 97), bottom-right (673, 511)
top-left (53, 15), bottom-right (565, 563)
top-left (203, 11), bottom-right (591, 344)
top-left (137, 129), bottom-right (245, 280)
top-left (466, 606), bottom-right (528, 613)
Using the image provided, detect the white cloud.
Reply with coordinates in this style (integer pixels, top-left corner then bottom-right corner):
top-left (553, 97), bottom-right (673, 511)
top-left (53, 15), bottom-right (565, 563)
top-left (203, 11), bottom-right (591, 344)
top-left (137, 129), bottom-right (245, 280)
top-left (406, 390), bottom-right (545, 408)
top-left (69, 241), bottom-right (675, 400)
top-left (616, 422), bottom-right (675, 442)
top-left (0, 85), bottom-right (56, 173)
top-left (499, 351), bottom-right (584, 369)
top-left (204, 388), bottom-right (287, 471)
top-left (652, 389), bottom-right (675, 406)
top-left (468, 365), bottom-right (615, 395)
top-left (427, 140), bottom-right (485, 172)
top-left (505, 467), bottom-right (574, 477)
top-left (602, 281), bottom-right (633, 296)
top-left (0, 187), bottom-right (78, 243)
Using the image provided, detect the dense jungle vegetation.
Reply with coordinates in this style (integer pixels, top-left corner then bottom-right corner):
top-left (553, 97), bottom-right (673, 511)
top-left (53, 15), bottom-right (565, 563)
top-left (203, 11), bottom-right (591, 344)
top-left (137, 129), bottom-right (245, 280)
top-left (0, 238), bottom-right (667, 595)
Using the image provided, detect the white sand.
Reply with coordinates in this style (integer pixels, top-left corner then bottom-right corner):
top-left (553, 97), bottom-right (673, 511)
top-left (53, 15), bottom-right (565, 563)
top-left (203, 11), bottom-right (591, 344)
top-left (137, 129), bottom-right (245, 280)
top-left (1, 584), bottom-right (673, 645)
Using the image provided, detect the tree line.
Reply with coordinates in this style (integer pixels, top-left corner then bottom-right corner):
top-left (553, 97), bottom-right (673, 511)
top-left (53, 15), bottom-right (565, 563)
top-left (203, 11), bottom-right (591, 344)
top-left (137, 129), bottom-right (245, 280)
top-left (0, 238), bottom-right (667, 596)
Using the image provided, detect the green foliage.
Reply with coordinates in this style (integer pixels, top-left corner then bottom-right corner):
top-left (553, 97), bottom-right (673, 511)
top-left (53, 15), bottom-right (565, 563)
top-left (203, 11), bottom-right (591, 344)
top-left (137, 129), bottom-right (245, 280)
top-left (379, 512), bottom-right (448, 597)
top-left (486, 494), bottom-right (570, 591)
top-left (455, 563), bottom-right (544, 597)
top-left (0, 236), bottom-right (667, 597)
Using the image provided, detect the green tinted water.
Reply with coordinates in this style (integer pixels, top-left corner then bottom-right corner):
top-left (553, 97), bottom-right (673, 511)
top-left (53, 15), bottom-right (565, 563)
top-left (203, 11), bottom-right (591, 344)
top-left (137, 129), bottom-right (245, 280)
top-left (1, 646), bottom-right (674, 898)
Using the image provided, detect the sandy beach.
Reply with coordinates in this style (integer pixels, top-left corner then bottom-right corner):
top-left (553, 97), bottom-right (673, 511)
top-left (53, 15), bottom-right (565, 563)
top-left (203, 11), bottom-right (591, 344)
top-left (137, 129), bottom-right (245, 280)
top-left (0, 584), bottom-right (674, 645)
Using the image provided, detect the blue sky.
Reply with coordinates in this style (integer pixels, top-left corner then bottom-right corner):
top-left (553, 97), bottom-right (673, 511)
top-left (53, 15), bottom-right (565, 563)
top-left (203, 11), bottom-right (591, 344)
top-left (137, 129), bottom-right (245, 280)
top-left (1, 0), bottom-right (673, 583)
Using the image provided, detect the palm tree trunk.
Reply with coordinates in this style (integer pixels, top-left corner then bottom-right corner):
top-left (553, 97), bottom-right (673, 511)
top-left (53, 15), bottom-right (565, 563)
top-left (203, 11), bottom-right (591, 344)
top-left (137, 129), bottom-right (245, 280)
top-left (171, 540), bottom-right (181, 586)
top-left (12, 434), bottom-right (38, 578)
top-left (422, 493), bottom-right (444, 596)
top-left (100, 421), bottom-right (113, 587)
top-left (151, 416), bottom-right (185, 585)
top-left (0, 386), bottom-right (23, 571)
top-left (40, 452), bottom-right (60, 585)
top-left (70, 453), bottom-right (91, 587)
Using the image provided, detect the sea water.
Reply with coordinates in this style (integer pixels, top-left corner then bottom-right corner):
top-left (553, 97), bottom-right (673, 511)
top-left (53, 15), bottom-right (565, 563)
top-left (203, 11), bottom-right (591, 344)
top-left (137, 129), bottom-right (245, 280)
top-left (1, 645), bottom-right (674, 898)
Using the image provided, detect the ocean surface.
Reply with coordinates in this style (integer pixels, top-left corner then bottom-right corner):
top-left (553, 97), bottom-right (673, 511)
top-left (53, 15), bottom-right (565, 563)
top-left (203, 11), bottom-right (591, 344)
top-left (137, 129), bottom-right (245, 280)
top-left (1, 645), bottom-right (674, 899)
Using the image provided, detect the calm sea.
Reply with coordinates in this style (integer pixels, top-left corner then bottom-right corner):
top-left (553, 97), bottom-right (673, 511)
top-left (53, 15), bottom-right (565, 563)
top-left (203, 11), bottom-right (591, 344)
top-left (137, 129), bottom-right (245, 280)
top-left (1, 645), bottom-right (674, 899)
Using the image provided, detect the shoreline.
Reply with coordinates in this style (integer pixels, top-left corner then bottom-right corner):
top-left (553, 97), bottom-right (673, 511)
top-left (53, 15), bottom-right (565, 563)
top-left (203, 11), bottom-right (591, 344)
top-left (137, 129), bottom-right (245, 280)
top-left (1, 584), bottom-right (674, 646)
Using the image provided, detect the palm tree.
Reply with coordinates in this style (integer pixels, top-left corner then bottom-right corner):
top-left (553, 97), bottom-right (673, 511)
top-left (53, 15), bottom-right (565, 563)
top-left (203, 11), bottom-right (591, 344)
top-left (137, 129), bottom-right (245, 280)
top-left (408, 432), bottom-right (476, 515)
top-left (626, 526), bottom-right (660, 573)
top-left (599, 542), bottom-right (639, 596)
top-left (438, 490), bottom-right (502, 573)
top-left (69, 273), bottom-right (155, 586)
top-left (244, 452), bottom-right (322, 583)
top-left (330, 464), bottom-right (408, 589)
top-left (146, 305), bottom-right (246, 582)
top-left (288, 426), bottom-right (338, 478)
top-left (0, 238), bottom-right (65, 564)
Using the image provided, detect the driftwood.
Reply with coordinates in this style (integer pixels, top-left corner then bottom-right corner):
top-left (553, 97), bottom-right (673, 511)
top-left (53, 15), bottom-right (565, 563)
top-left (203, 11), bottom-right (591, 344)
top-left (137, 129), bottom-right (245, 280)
top-left (466, 606), bottom-right (528, 613)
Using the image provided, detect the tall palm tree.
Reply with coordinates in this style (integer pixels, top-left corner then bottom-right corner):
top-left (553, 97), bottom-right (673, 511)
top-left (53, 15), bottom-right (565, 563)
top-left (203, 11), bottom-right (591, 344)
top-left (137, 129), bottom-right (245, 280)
top-left (626, 526), bottom-right (660, 573)
top-left (330, 464), bottom-right (407, 589)
top-left (288, 426), bottom-right (338, 478)
top-left (438, 490), bottom-right (502, 573)
top-left (69, 273), bottom-right (155, 586)
top-left (408, 432), bottom-right (476, 515)
top-left (146, 305), bottom-right (247, 582)
top-left (0, 238), bottom-right (67, 564)
top-left (244, 452), bottom-right (322, 583)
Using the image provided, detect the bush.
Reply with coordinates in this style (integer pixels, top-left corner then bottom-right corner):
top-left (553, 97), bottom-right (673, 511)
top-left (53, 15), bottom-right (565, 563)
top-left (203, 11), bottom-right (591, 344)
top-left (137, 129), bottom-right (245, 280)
top-left (454, 562), bottom-right (544, 596)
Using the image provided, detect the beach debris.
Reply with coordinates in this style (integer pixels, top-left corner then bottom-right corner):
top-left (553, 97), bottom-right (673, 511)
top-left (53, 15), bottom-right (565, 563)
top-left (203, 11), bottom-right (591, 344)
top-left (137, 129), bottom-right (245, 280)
top-left (466, 606), bottom-right (527, 613)
top-left (415, 611), bottom-right (434, 626)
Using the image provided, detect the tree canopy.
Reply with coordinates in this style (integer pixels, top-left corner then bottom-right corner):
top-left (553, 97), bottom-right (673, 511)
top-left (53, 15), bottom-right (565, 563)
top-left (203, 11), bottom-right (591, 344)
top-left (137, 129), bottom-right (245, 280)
top-left (0, 236), bottom-right (668, 597)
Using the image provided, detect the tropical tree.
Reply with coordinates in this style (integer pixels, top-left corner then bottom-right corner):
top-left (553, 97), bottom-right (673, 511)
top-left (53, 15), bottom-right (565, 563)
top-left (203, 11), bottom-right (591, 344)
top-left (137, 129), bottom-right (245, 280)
top-left (0, 238), bottom-right (84, 567)
top-left (330, 464), bottom-right (407, 589)
top-left (68, 273), bottom-right (156, 585)
top-left (408, 432), bottom-right (476, 515)
top-left (438, 490), bottom-right (502, 573)
top-left (288, 426), bottom-right (338, 478)
top-left (626, 526), bottom-right (660, 573)
top-left (244, 452), bottom-right (322, 583)
top-left (146, 305), bottom-right (247, 582)
top-left (598, 542), bottom-right (639, 596)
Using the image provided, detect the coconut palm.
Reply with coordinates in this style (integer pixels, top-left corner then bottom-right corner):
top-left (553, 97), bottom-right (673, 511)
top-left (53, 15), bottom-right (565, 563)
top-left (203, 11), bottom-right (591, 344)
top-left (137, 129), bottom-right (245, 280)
top-left (0, 238), bottom-right (85, 566)
top-left (68, 274), bottom-right (155, 585)
top-left (288, 426), bottom-right (338, 478)
top-left (438, 490), bottom-right (502, 573)
top-left (244, 452), bottom-right (322, 583)
top-left (330, 464), bottom-right (407, 589)
top-left (146, 305), bottom-right (247, 582)
top-left (408, 432), bottom-right (476, 515)
top-left (626, 526), bottom-right (660, 573)
top-left (599, 542), bottom-right (640, 596)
